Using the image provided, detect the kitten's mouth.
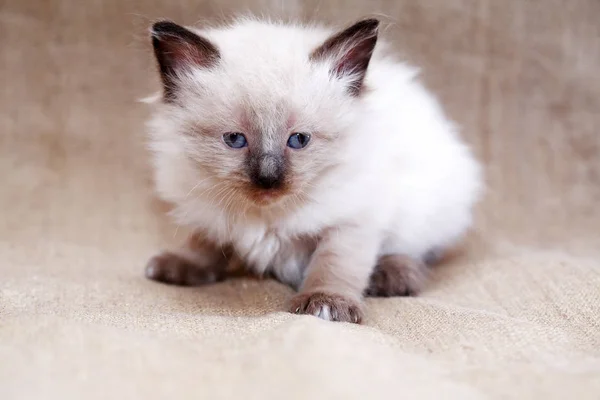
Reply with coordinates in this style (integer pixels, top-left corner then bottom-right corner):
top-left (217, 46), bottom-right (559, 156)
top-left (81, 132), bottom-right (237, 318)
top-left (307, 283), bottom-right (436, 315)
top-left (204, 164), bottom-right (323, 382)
top-left (254, 190), bottom-right (284, 205)
top-left (247, 188), bottom-right (287, 206)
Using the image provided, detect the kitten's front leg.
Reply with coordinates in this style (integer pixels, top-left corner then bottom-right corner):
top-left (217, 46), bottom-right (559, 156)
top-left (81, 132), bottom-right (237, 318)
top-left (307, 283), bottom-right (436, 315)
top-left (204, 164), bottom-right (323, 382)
top-left (145, 232), bottom-right (235, 286)
top-left (289, 226), bottom-right (380, 324)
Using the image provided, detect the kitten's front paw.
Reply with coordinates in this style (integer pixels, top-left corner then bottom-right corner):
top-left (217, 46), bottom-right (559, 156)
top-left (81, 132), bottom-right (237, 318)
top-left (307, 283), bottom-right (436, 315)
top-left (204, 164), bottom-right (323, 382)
top-left (145, 252), bottom-right (222, 286)
top-left (290, 292), bottom-right (363, 324)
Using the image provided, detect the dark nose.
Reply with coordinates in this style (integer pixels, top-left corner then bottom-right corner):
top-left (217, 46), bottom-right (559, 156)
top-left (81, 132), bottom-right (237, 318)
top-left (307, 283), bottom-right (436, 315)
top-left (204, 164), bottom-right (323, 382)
top-left (250, 154), bottom-right (285, 190)
top-left (255, 173), bottom-right (282, 189)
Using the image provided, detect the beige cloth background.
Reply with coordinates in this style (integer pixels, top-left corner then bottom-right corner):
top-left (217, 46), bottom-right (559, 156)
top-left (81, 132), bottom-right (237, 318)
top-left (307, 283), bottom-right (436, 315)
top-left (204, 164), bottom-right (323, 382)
top-left (1, 0), bottom-right (599, 398)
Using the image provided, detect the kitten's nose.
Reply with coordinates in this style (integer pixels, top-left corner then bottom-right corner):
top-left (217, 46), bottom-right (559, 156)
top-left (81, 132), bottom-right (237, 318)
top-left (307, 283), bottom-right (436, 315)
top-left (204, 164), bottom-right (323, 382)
top-left (251, 154), bottom-right (284, 190)
top-left (256, 174), bottom-right (281, 190)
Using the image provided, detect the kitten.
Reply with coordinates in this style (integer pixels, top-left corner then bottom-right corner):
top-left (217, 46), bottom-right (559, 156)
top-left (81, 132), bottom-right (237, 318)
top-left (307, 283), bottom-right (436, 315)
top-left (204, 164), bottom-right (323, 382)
top-left (143, 17), bottom-right (483, 324)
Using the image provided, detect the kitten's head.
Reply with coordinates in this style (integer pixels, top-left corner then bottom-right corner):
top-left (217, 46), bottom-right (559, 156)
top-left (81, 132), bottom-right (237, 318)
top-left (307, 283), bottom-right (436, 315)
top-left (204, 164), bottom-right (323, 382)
top-left (148, 18), bottom-right (379, 210)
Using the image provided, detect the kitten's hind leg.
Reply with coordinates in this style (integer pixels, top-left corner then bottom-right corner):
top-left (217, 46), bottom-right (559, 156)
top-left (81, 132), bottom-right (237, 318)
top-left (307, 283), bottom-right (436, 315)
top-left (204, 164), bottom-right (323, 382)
top-left (145, 232), bottom-right (237, 286)
top-left (365, 254), bottom-right (428, 297)
top-left (145, 251), bottom-right (227, 286)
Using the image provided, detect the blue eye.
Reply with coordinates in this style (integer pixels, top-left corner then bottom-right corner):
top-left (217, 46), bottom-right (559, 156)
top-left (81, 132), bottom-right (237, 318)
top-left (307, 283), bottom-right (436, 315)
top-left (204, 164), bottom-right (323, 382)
top-left (223, 132), bottom-right (248, 149)
top-left (287, 133), bottom-right (311, 149)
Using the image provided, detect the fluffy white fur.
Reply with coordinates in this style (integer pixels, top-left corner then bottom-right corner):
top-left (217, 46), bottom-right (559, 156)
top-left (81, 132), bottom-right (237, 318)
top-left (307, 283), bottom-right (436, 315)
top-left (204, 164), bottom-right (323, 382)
top-left (145, 17), bottom-right (483, 321)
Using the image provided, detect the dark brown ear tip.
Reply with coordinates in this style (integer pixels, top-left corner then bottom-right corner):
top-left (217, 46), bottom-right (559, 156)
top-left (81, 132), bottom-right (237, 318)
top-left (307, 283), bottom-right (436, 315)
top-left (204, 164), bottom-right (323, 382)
top-left (354, 18), bottom-right (380, 32)
top-left (151, 20), bottom-right (181, 37)
top-left (358, 18), bottom-right (380, 28)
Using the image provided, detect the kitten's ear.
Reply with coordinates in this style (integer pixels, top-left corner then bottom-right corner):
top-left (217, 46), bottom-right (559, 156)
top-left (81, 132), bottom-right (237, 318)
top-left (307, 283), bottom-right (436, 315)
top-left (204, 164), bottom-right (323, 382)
top-left (151, 20), bottom-right (220, 101)
top-left (310, 18), bottom-right (379, 96)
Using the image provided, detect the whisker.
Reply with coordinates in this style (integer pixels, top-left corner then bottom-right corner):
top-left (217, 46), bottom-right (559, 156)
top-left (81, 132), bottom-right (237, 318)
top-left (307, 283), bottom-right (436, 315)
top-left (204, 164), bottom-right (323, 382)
top-left (184, 176), bottom-right (214, 200)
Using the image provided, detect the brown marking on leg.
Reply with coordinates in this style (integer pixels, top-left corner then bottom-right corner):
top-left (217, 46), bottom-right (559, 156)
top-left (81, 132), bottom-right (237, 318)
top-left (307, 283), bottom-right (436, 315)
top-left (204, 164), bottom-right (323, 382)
top-left (145, 231), bottom-right (237, 286)
top-left (365, 254), bottom-right (428, 297)
top-left (289, 291), bottom-right (363, 324)
top-left (145, 251), bottom-right (226, 286)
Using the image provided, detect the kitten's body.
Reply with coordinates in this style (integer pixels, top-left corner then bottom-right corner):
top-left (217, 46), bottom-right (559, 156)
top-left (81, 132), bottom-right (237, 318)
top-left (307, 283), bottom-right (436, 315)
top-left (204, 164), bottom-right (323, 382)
top-left (145, 18), bottom-right (482, 323)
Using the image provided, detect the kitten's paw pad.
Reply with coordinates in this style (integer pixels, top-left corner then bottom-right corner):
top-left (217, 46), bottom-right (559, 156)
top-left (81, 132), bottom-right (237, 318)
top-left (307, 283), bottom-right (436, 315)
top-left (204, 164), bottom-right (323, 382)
top-left (289, 292), bottom-right (363, 324)
top-left (365, 254), bottom-right (427, 297)
top-left (145, 252), bottom-right (221, 286)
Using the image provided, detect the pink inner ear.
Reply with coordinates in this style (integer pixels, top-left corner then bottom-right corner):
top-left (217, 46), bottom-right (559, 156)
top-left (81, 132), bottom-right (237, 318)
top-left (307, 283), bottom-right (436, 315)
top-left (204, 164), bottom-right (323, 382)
top-left (166, 40), bottom-right (206, 70)
top-left (334, 47), bottom-right (359, 76)
top-left (167, 41), bottom-right (190, 67)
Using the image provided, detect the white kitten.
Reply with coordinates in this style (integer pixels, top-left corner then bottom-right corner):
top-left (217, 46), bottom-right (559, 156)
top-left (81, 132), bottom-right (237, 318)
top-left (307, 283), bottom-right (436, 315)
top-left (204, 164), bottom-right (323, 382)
top-left (144, 17), bottom-right (483, 323)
